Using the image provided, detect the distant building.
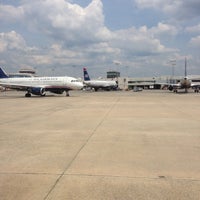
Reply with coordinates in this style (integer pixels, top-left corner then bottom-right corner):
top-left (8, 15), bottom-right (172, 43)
top-left (107, 71), bottom-right (120, 79)
top-left (117, 77), bottom-right (157, 90)
top-left (19, 68), bottom-right (36, 75)
top-left (117, 75), bottom-right (200, 90)
top-left (8, 68), bottom-right (36, 78)
top-left (8, 73), bottom-right (34, 78)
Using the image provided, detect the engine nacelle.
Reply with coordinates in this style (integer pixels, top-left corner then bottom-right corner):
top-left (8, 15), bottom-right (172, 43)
top-left (50, 89), bottom-right (64, 94)
top-left (30, 87), bottom-right (46, 96)
top-left (168, 85), bottom-right (173, 91)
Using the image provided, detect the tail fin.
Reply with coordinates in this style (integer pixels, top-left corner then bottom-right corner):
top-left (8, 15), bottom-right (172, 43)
top-left (83, 67), bottom-right (90, 81)
top-left (0, 68), bottom-right (8, 78)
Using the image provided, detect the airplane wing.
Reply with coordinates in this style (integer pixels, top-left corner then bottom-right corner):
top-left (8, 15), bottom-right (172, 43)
top-left (0, 81), bottom-right (46, 90)
top-left (156, 81), bottom-right (180, 86)
top-left (191, 82), bottom-right (200, 88)
top-left (0, 82), bottom-right (73, 96)
top-left (0, 82), bottom-right (32, 90)
top-left (156, 81), bottom-right (181, 88)
top-left (166, 83), bottom-right (181, 88)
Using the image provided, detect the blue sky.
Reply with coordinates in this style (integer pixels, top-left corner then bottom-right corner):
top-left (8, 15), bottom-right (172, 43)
top-left (0, 0), bottom-right (200, 78)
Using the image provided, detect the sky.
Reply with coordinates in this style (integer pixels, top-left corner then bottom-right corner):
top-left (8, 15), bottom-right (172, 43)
top-left (0, 0), bottom-right (200, 78)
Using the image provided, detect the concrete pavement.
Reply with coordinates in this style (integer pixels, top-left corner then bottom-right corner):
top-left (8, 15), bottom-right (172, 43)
top-left (0, 90), bottom-right (200, 200)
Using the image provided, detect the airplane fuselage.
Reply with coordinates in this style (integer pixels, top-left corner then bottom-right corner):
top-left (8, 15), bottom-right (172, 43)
top-left (180, 78), bottom-right (191, 89)
top-left (84, 80), bottom-right (117, 88)
top-left (0, 76), bottom-right (83, 90)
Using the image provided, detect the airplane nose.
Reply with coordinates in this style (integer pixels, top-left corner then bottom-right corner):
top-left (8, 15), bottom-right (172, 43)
top-left (79, 82), bottom-right (84, 90)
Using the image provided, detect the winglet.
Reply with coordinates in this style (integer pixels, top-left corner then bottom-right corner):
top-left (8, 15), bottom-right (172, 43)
top-left (0, 67), bottom-right (9, 78)
top-left (83, 67), bottom-right (90, 81)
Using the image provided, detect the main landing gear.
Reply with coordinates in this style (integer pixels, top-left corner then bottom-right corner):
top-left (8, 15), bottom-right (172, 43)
top-left (25, 93), bottom-right (31, 97)
top-left (25, 92), bottom-right (46, 97)
top-left (66, 91), bottom-right (70, 96)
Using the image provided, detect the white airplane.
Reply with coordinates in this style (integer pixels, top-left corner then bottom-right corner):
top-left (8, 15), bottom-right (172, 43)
top-left (83, 67), bottom-right (118, 91)
top-left (0, 67), bottom-right (83, 97)
top-left (159, 58), bottom-right (200, 93)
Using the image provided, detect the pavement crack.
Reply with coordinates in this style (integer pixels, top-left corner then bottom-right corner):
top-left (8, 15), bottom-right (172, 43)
top-left (64, 173), bottom-right (200, 182)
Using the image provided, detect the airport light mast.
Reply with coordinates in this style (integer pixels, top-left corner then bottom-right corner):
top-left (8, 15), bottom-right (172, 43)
top-left (170, 59), bottom-right (176, 84)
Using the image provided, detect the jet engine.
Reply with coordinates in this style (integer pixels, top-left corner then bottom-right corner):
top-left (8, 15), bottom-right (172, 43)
top-left (50, 89), bottom-right (64, 94)
top-left (30, 87), bottom-right (46, 96)
top-left (168, 85), bottom-right (173, 91)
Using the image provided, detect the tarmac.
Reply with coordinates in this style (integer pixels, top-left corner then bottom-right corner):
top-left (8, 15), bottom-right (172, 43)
top-left (0, 90), bottom-right (200, 200)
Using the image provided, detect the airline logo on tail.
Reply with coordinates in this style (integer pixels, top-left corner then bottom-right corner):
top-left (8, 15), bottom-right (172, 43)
top-left (83, 67), bottom-right (90, 81)
top-left (0, 68), bottom-right (9, 78)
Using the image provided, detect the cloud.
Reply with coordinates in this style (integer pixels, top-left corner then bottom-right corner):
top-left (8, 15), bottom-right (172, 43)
top-left (185, 24), bottom-right (200, 34)
top-left (0, 5), bottom-right (24, 23)
top-left (112, 30), bottom-right (152, 56)
top-left (134, 0), bottom-right (165, 9)
top-left (134, 0), bottom-right (200, 21)
top-left (111, 25), bottom-right (177, 59)
top-left (0, 0), bottom-right (184, 76)
top-left (189, 35), bottom-right (200, 47)
top-left (150, 23), bottom-right (179, 36)
top-left (0, 31), bottom-right (41, 71)
top-left (20, 0), bottom-right (112, 46)
top-left (0, 31), bottom-right (27, 52)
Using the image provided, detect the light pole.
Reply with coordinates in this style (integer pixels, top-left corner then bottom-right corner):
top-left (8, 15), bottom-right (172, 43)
top-left (170, 59), bottom-right (176, 84)
top-left (125, 66), bottom-right (129, 77)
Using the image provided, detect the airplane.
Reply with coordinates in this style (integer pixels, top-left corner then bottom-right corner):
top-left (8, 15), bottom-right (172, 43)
top-left (158, 58), bottom-right (200, 93)
top-left (83, 67), bottom-right (118, 91)
top-left (0, 67), bottom-right (83, 97)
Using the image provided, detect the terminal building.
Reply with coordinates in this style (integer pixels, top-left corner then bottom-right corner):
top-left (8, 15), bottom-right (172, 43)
top-left (117, 76), bottom-right (200, 90)
top-left (117, 77), bottom-right (159, 90)
top-left (106, 71), bottom-right (200, 90)
top-left (8, 68), bottom-right (36, 78)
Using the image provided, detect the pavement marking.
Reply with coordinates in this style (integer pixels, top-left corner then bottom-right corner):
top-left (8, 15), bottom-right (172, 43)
top-left (1, 172), bottom-right (200, 183)
top-left (43, 98), bottom-right (119, 200)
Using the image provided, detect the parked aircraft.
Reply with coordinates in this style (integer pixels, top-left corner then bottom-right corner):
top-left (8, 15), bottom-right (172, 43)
top-left (0, 67), bottom-right (83, 97)
top-left (159, 58), bottom-right (200, 93)
top-left (83, 67), bottom-right (118, 91)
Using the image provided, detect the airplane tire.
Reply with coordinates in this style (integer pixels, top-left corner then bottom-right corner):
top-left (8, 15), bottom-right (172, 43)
top-left (25, 93), bottom-right (31, 97)
top-left (66, 91), bottom-right (69, 96)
